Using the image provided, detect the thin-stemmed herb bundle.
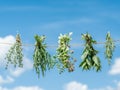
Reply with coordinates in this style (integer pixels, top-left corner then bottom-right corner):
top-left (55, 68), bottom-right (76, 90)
top-left (5, 34), bottom-right (23, 69)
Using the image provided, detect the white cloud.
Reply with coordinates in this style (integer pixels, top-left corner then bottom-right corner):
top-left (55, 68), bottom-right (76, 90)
top-left (0, 35), bottom-right (15, 67)
top-left (64, 81), bottom-right (88, 90)
top-left (91, 86), bottom-right (114, 90)
top-left (9, 57), bottom-right (33, 77)
top-left (0, 86), bottom-right (43, 90)
top-left (0, 86), bottom-right (8, 90)
top-left (9, 68), bottom-right (25, 77)
top-left (0, 75), bottom-right (14, 85)
top-left (0, 35), bottom-right (33, 77)
top-left (0, 36), bottom-right (36, 90)
top-left (0, 36), bottom-right (16, 86)
top-left (109, 58), bottom-right (120, 75)
top-left (116, 81), bottom-right (120, 90)
top-left (91, 81), bottom-right (120, 90)
top-left (64, 81), bottom-right (120, 90)
top-left (13, 86), bottom-right (43, 90)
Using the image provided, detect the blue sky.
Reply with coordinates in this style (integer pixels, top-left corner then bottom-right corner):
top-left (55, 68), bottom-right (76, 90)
top-left (0, 0), bottom-right (120, 90)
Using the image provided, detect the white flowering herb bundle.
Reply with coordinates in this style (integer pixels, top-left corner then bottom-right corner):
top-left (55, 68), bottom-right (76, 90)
top-left (55, 32), bottom-right (76, 74)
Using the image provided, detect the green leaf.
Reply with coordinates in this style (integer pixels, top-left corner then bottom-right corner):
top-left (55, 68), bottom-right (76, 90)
top-left (86, 59), bottom-right (91, 66)
top-left (81, 50), bottom-right (88, 60)
top-left (92, 56), bottom-right (100, 66)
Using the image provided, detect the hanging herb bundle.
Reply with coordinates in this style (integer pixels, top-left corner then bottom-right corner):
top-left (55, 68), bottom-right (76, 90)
top-left (33, 35), bottom-right (55, 77)
top-left (105, 32), bottom-right (115, 64)
top-left (5, 34), bottom-right (23, 69)
top-left (79, 33), bottom-right (101, 72)
top-left (55, 32), bottom-right (75, 74)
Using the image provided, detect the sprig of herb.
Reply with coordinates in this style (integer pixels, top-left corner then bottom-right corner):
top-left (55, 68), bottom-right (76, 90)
top-left (80, 33), bottom-right (101, 72)
top-left (105, 32), bottom-right (115, 64)
top-left (5, 34), bottom-right (23, 69)
top-left (33, 35), bottom-right (55, 77)
top-left (55, 32), bottom-right (76, 74)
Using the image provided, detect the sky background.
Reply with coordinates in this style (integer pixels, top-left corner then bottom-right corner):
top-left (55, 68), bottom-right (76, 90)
top-left (0, 0), bottom-right (120, 90)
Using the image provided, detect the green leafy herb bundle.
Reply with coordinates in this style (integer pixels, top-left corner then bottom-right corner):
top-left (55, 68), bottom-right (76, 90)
top-left (105, 32), bottom-right (115, 64)
top-left (33, 35), bottom-right (54, 77)
top-left (55, 32), bottom-right (75, 74)
top-left (80, 33), bottom-right (101, 71)
top-left (5, 34), bottom-right (23, 69)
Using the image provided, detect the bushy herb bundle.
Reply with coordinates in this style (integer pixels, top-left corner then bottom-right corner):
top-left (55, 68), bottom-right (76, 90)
top-left (5, 34), bottom-right (23, 69)
top-left (80, 33), bottom-right (101, 71)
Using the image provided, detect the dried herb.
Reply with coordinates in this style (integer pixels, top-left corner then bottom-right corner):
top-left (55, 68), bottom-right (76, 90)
top-left (55, 32), bottom-right (76, 74)
top-left (5, 34), bottom-right (23, 69)
top-left (33, 35), bottom-right (55, 77)
top-left (105, 32), bottom-right (115, 64)
top-left (80, 33), bottom-right (101, 72)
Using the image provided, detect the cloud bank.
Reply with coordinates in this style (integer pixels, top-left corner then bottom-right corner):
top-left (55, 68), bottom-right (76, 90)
top-left (109, 58), bottom-right (120, 75)
top-left (0, 86), bottom-right (43, 90)
top-left (64, 81), bottom-right (88, 90)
